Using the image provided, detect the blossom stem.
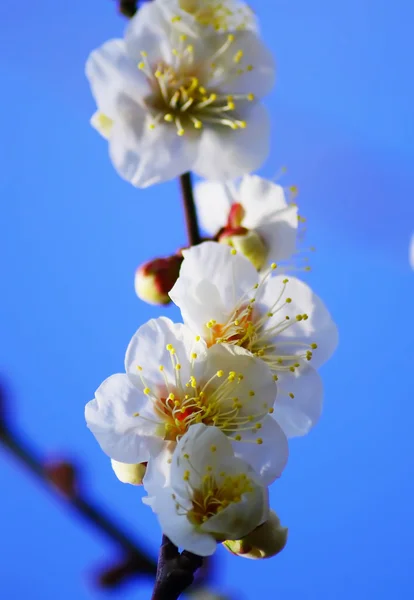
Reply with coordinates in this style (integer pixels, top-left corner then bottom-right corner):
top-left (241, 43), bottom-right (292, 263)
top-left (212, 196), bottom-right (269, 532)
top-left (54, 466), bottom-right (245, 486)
top-left (151, 535), bottom-right (203, 600)
top-left (179, 173), bottom-right (202, 247)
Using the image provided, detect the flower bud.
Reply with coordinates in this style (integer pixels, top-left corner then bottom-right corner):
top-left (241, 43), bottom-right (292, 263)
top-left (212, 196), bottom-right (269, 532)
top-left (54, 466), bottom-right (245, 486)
top-left (222, 510), bottom-right (288, 559)
top-left (111, 460), bottom-right (147, 485)
top-left (219, 227), bottom-right (268, 271)
top-left (134, 255), bottom-right (183, 305)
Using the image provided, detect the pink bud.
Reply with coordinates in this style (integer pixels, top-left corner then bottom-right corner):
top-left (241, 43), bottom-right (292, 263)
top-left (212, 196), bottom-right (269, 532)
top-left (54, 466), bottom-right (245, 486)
top-left (135, 255), bottom-right (183, 305)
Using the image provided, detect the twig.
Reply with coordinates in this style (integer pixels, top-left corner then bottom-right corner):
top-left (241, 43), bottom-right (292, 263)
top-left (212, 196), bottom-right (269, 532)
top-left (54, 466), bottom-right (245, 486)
top-left (151, 535), bottom-right (203, 600)
top-left (179, 173), bottom-right (202, 247)
top-left (0, 385), bottom-right (156, 587)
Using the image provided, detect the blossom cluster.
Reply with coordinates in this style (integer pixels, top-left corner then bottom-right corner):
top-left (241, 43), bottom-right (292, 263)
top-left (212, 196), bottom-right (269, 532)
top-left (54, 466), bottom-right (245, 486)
top-left (85, 0), bottom-right (338, 559)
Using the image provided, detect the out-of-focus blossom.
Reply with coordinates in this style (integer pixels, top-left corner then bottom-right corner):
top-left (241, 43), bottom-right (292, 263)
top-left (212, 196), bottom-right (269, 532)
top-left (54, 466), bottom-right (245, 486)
top-left (85, 317), bottom-right (288, 483)
top-left (170, 242), bottom-right (338, 437)
top-left (158, 0), bottom-right (257, 35)
top-left (143, 423), bottom-right (269, 556)
top-left (409, 234), bottom-right (414, 269)
top-left (86, 2), bottom-right (275, 187)
top-left (195, 175), bottom-right (299, 271)
top-left (223, 509), bottom-right (287, 559)
top-left (135, 255), bottom-right (183, 305)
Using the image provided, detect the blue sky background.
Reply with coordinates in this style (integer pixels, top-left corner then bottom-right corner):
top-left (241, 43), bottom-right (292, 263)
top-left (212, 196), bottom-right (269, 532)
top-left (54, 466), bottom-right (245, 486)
top-left (1, 0), bottom-right (414, 598)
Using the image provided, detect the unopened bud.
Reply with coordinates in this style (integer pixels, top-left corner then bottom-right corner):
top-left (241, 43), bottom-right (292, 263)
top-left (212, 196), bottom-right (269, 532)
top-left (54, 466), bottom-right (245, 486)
top-left (219, 228), bottom-right (268, 271)
top-left (222, 511), bottom-right (288, 559)
top-left (111, 460), bottom-right (147, 485)
top-left (134, 255), bottom-right (183, 305)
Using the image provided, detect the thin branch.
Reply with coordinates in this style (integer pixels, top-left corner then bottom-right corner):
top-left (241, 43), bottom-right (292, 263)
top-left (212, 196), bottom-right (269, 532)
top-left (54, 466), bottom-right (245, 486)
top-left (0, 385), bottom-right (156, 587)
top-left (179, 172), bottom-right (202, 247)
top-left (151, 535), bottom-right (203, 600)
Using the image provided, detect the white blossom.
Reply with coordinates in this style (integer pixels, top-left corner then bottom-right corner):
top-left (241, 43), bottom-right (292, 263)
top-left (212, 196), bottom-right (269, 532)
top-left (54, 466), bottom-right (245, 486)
top-left (85, 317), bottom-right (288, 484)
top-left (170, 242), bottom-right (338, 437)
top-left (157, 0), bottom-right (257, 36)
top-left (194, 175), bottom-right (299, 271)
top-left (143, 423), bottom-right (269, 556)
top-left (86, 2), bottom-right (275, 187)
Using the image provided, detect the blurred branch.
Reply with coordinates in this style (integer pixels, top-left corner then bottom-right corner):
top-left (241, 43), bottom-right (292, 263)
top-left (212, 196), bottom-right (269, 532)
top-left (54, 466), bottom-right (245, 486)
top-left (151, 535), bottom-right (203, 600)
top-left (180, 173), bottom-right (202, 247)
top-left (0, 383), bottom-right (156, 588)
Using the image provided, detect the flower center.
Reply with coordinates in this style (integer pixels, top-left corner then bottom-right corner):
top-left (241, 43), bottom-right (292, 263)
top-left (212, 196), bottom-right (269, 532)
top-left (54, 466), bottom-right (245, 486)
top-left (138, 35), bottom-right (255, 136)
top-left (204, 266), bottom-right (319, 376)
top-left (187, 472), bottom-right (254, 529)
top-left (134, 345), bottom-right (269, 443)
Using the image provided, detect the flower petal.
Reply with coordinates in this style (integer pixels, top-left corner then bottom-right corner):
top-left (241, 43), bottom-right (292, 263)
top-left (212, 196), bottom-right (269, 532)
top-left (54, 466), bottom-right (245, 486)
top-left (152, 487), bottom-right (218, 555)
top-left (200, 479), bottom-right (268, 540)
top-left (232, 416), bottom-right (289, 485)
top-left (196, 343), bottom-right (276, 419)
top-left (208, 31), bottom-right (275, 98)
top-left (239, 176), bottom-right (289, 219)
top-left (85, 374), bottom-right (158, 463)
top-left (194, 180), bottom-right (232, 235)
top-left (125, 317), bottom-right (207, 390)
top-left (258, 275), bottom-right (339, 368)
top-left (124, 1), bottom-right (180, 63)
top-left (273, 364), bottom-right (323, 438)
top-left (170, 242), bottom-right (258, 333)
top-left (192, 104), bottom-right (271, 181)
top-left (85, 39), bottom-right (149, 117)
top-left (109, 94), bottom-right (197, 188)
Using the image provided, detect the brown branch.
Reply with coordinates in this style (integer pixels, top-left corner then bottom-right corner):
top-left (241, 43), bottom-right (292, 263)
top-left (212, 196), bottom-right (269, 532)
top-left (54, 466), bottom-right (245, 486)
top-left (151, 535), bottom-right (203, 600)
top-left (0, 384), bottom-right (156, 588)
top-left (179, 172), bottom-right (202, 247)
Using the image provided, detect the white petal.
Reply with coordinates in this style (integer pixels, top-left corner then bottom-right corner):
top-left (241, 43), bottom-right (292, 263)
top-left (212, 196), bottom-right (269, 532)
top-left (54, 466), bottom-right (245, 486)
top-left (85, 39), bottom-right (149, 117)
top-left (169, 424), bottom-right (235, 501)
top-left (125, 317), bottom-right (207, 390)
top-left (200, 481), bottom-right (267, 540)
top-left (192, 104), bottom-right (271, 181)
top-left (255, 208), bottom-right (298, 265)
top-left (85, 374), bottom-right (157, 463)
top-left (149, 485), bottom-right (217, 555)
top-left (273, 364), bottom-right (323, 438)
top-left (170, 241), bottom-right (258, 333)
top-left (208, 31), bottom-right (275, 98)
top-left (237, 176), bottom-right (298, 263)
top-left (109, 94), bottom-right (197, 188)
top-left (197, 344), bottom-right (276, 418)
top-left (258, 275), bottom-right (339, 368)
top-left (125, 2), bottom-right (180, 63)
top-left (239, 176), bottom-right (289, 220)
top-left (193, 180), bottom-right (232, 235)
top-left (143, 441), bottom-right (176, 496)
top-left (232, 416), bottom-right (289, 485)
